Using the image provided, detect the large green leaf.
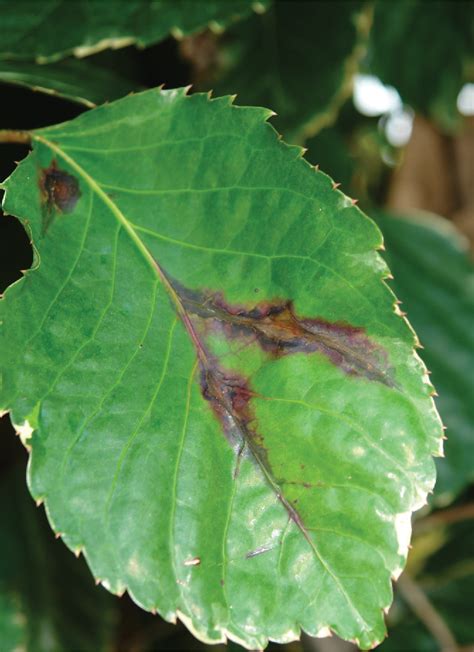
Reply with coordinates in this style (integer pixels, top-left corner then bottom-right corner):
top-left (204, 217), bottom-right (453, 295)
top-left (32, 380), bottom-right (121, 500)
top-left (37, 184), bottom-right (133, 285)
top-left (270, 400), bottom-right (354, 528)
top-left (1, 88), bottom-right (442, 649)
top-left (0, 0), bottom-right (267, 62)
top-left (0, 465), bottom-right (116, 652)
top-left (376, 212), bottom-right (474, 504)
top-left (368, 0), bottom-right (473, 130)
top-left (199, 1), bottom-right (368, 141)
top-left (0, 57), bottom-right (139, 107)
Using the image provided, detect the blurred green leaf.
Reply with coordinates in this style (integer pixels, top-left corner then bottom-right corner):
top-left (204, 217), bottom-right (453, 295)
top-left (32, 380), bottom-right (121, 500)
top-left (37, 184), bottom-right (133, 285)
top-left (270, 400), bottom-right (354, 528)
top-left (305, 125), bottom-right (355, 191)
top-left (0, 57), bottom-right (140, 107)
top-left (0, 465), bottom-right (116, 652)
top-left (368, 0), bottom-right (473, 130)
top-left (201, 0), bottom-right (368, 141)
top-left (380, 520), bottom-right (474, 651)
top-left (0, 0), bottom-right (267, 62)
top-left (376, 212), bottom-right (474, 504)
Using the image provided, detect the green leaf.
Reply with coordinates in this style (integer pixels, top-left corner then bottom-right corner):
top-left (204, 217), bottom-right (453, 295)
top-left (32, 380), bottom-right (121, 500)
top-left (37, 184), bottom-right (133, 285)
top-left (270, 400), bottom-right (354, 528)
top-left (0, 57), bottom-right (140, 107)
top-left (368, 0), bottom-right (473, 130)
top-left (1, 88), bottom-right (443, 650)
top-left (0, 0), bottom-right (267, 62)
top-left (0, 465), bottom-right (116, 652)
top-left (199, 1), bottom-right (369, 142)
top-left (0, 592), bottom-right (27, 652)
top-left (376, 212), bottom-right (474, 504)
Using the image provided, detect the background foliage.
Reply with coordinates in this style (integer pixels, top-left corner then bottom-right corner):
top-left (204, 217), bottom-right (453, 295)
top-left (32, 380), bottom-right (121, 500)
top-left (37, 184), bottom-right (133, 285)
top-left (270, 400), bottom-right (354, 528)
top-left (0, 1), bottom-right (472, 651)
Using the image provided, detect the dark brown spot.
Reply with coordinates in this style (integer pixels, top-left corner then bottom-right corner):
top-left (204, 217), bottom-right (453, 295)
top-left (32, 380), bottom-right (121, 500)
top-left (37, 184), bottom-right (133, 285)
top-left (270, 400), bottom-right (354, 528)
top-left (40, 160), bottom-right (81, 217)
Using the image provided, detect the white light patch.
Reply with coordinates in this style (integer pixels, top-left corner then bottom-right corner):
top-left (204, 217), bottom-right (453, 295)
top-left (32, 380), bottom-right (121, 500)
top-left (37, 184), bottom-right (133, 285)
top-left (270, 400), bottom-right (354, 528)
top-left (394, 511), bottom-right (412, 562)
top-left (127, 556), bottom-right (144, 577)
top-left (353, 74), bottom-right (402, 116)
top-left (315, 626), bottom-right (332, 638)
top-left (352, 446), bottom-right (366, 457)
top-left (457, 83), bottom-right (474, 116)
top-left (384, 108), bottom-right (414, 147)
top-left (14, 420), bottom-right (34, 447)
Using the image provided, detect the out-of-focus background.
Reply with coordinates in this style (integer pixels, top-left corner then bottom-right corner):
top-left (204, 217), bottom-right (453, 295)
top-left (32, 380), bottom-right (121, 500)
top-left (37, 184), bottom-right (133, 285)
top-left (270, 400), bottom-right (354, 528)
top-left (0, 2), bottom-right (472, 651)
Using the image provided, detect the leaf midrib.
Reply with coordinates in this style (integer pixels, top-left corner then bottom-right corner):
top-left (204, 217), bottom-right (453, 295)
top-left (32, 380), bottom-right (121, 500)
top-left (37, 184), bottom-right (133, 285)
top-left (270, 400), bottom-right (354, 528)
top-left (31, 132), bottom-right (374, 632)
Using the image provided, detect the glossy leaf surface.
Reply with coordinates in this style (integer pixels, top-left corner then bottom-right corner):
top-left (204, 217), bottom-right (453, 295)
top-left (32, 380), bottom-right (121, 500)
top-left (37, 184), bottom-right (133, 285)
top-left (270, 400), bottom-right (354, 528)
top-left (0, 0), bottom-right (266, 62)
top-left (377, 212), bottom-right (474, 504)
top-left (0, 465), bottom-right (115, 652)
top-left (1, 88), bottom-right (442, 649)
top-left (201, 1), bottom-right (367, 141)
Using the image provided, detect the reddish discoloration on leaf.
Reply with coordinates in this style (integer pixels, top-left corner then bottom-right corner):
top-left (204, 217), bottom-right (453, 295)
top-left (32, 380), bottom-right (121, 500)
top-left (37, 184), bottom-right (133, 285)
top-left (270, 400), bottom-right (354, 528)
top-left (161, 271), bottom-right (397, 548)
top-left (171, 280), bottom-right (396, 388)
top-left (39, 160), bottom-right (81, 228)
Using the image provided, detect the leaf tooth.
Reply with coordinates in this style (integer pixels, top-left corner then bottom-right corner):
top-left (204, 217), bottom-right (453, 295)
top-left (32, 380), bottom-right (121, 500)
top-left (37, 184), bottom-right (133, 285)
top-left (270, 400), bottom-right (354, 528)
top-left (170, 26), bottom-right (184, 40)
top-left (73, 546), bottom-right (83, 558)
top-left (54, 531), bottom-right (64, 539)
top-left (331, 181), bottom-right (341, 190)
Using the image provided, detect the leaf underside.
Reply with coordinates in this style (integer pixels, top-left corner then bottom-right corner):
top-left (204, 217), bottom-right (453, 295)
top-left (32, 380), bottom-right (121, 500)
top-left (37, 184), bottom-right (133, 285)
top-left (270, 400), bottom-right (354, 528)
top-left (0, 58), bottom-right (139, 108)
top-left (1, 88), bottom-right (443, 650)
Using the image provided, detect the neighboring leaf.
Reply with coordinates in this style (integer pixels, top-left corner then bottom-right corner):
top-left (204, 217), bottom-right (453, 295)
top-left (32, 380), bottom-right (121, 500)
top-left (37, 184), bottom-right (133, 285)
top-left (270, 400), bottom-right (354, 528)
top-left (380, 520), bottom-right (474, 651)
top-left (198, 1), bottom-right (369, 142)
top-left (376, 212), bottom-right (474, 504)
top-left (0, 592), bottom-right (27, 652)
top-left (0, 57), bottom-right (140, 107)
top-left (0, 465), bottom-right (116, 652)
top-left (1, 88), bottom-right (442, 649)
top-left (368, 0), bottom-right (473, 130)
top-left (305, 125), bottom-right (356, 192)
top-left (0, 0), bottom-right (268, 62)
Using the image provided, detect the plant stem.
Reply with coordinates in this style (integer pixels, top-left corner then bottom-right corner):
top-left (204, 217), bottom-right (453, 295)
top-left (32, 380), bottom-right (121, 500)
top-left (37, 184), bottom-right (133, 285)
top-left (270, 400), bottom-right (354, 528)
top-left (0, 129), bottom-right (32, 145)
top-left (398, 573), bottom-right (459, 652)
top-left (415, 503), bottom-right (474, 534)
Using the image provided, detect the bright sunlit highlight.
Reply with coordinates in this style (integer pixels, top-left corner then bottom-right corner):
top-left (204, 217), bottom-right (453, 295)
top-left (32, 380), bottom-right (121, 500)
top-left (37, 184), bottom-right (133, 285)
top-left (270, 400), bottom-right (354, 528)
top-left (457, 83), bottom-right (474, 116)
top-left (383, 108), bottom-right (414, 147)
top-left (353, 74), bottom-right (402, 117)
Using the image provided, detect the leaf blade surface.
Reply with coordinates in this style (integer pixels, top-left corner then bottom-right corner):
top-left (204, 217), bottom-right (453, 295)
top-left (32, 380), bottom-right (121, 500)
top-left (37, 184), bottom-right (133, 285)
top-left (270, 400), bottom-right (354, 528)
top-left (1, 88), bottom-right (443, 649)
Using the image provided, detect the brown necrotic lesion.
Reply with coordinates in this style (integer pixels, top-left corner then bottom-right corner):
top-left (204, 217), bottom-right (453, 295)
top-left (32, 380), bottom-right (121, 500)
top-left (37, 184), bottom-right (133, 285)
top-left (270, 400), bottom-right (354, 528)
top-left (170, 276), bottom-right (396, 389)
top-left (39, 160), bottom-right (81, 233)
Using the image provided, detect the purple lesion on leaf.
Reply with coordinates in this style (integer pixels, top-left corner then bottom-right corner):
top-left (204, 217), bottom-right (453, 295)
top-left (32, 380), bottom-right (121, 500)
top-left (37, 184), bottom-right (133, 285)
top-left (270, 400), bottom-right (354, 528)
top-left (160, 270), bottom-right (398, 548)
top-left (39, 160), bottom-right (81, 233)
top-left (170, 278), bottom-right (396, 389)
